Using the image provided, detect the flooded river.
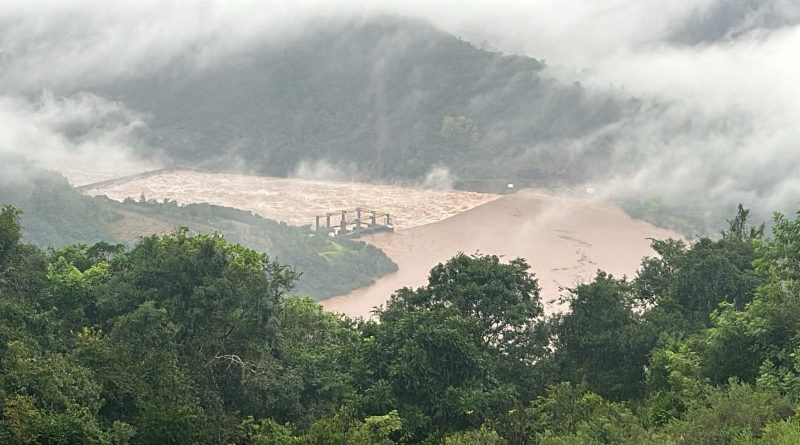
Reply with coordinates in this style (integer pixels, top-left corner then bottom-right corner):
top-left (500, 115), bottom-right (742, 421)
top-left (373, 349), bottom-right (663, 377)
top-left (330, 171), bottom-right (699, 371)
top-left (79, 169), bottom-right (679, 318)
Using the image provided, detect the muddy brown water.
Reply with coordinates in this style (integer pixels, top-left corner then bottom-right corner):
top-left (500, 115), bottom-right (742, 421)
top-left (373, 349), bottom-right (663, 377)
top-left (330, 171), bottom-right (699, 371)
top-left (321, 189), bottom-right (680, 318)
top-left (79, 170), bottom-right (679, 319)
top-left (84, 170), bottom-right (500, 229)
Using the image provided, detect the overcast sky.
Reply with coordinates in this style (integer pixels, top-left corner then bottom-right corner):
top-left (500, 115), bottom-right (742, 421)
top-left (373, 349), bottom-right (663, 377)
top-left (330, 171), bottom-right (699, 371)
top-left (2, 0), bottom-right (800, 220)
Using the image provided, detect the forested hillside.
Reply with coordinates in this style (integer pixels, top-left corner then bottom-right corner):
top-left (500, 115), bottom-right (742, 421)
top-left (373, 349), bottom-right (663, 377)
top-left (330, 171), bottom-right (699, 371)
top-left (84, 17), bottom-right (714, 234)
top-left (4, 203), bottom-right (800, 443)
top-left (0, 159), bottom-right (396, 298)
top-left (94, 18), bottom-right (628, 190)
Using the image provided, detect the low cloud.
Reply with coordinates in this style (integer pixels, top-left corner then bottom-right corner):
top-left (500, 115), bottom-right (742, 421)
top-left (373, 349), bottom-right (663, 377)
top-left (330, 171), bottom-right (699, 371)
top-left (580, 18), bottom-right (800, 222)
top-left (2, 0), bottom-right (799, 225)
top-left (292, 160), bottom-right (362, 182)
top-left (0, 92), bottom-right (157, 185)
top-left (420, 166), bottom-right (455, 191)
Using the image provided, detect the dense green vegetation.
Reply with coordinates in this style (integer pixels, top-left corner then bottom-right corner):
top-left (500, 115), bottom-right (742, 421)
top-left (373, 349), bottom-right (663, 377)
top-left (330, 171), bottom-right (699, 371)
top-left (0, 160), bottom-right (396, 299)
top-left (105, 198), bottom-right (396, 298)
top-left (5, 202), bottom-right (800, 443)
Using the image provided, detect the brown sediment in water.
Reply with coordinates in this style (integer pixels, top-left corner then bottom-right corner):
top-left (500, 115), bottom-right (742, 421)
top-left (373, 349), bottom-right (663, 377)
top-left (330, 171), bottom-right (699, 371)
top-left (320, 189), bottom-right (681, 318)
top-left (81, 169), bottom-right (679, 319)
top-left (83, 170), bottom-right (500, 229)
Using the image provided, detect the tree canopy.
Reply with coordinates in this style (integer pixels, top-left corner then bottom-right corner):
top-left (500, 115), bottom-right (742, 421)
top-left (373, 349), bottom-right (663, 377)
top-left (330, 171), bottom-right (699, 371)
top-left (4, 204), bottom-right (800, 444)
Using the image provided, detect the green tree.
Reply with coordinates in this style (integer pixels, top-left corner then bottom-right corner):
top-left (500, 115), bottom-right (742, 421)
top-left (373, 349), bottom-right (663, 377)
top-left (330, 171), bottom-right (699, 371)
top-left (527, 383), bottom-right (661, 445)
top-left (0, 205), bottom-right (23, 267)
top-left (364, 254), bottom-right (546, 440)
top-left (645, 338), bottom-right (711, 425)
top-left (298, 410), bottom-right (402, 445)
top-left (738, 418), bottom-right (800, 445)
top-left (663, 211), bottom-right (800, 388)
top-left (550, 272), bottom-right (654, 400)
top-left (443, 426), bottom-right (506, 445)
top-left (0, 341), bottom-right (117, 444)
top-left (381, 253), bottom-right (545, 359)
top-left (262, 298), bottom-right (360, 424)
top-left (636, 205), bottom-right (763, 330)
top-left (643, 209), bottom-right (800, 430)
top-left (0, 206), bottom-right (48, 300)
top-left (663, 381), bottom-right (792, 445)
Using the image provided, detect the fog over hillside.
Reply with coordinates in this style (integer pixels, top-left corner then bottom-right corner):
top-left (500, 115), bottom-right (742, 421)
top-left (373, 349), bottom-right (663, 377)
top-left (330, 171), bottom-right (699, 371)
top-left (1, 0), bottom-right (799, 230)
top-left (5, 4), bottom-right (800, 441)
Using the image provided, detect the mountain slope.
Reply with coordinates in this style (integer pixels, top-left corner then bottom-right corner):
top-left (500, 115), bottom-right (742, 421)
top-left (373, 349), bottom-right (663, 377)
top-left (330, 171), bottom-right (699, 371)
top-left (96, 18), bottom-right (629, 190)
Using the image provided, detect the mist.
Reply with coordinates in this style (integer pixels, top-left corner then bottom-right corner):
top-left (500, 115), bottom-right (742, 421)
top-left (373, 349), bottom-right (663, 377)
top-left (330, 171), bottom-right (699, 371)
top-left (2, 0), bottom-right (799, 226)
top-left (0, 92), bottom-right (155, 185)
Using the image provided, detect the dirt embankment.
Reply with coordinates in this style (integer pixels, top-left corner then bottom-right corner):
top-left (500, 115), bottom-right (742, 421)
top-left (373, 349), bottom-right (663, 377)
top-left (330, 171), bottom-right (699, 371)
top-left (321, 189), bottom-right (681, 318)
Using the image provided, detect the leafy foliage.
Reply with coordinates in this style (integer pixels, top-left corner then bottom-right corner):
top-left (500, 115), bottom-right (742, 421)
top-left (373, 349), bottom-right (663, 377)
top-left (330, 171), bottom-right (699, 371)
top-left (549, 273), bottom-right (655, 401)
top-left (4, 204), bottom-right (800, 443)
